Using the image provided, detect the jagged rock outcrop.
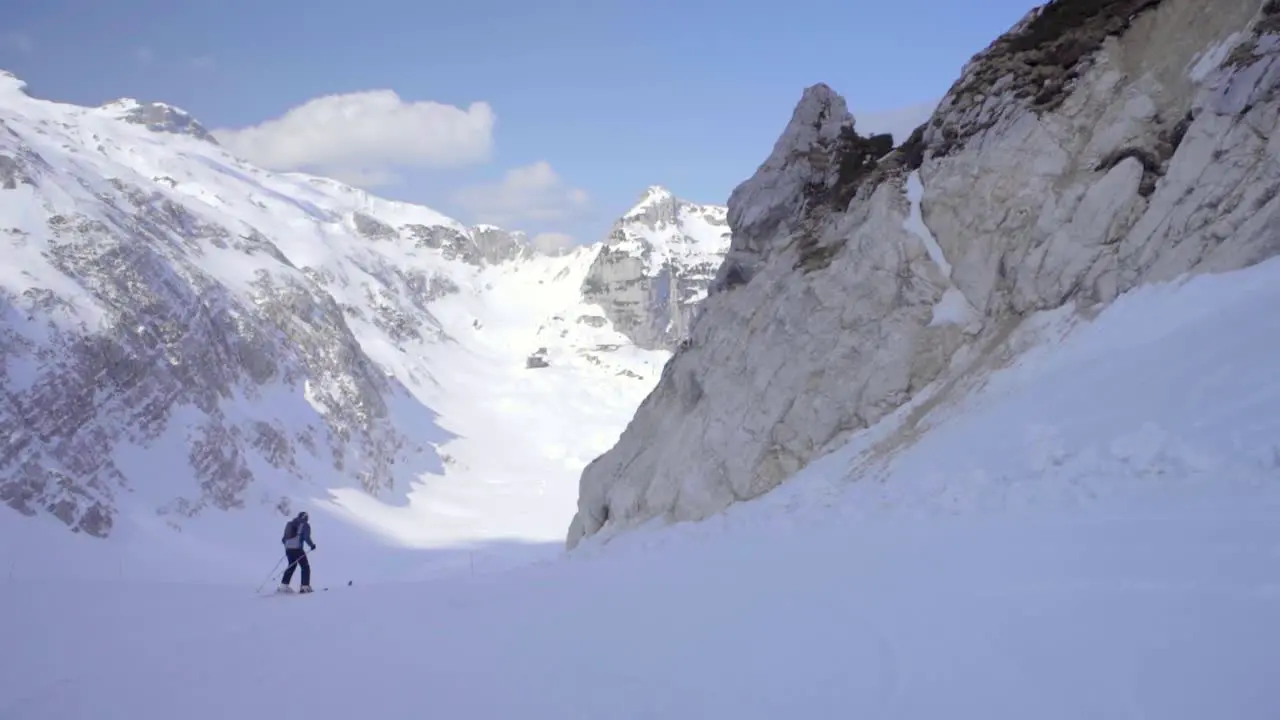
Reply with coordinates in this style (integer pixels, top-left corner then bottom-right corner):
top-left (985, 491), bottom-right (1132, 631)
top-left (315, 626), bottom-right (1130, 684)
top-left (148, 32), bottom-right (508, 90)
top-left (402, 222), bottom-right (536, 267)
top-left (100, 99), bottom-right (220, 144)
top-left (526, 347), bottom-right (551, 369)
top-left (472, 224), bottom-right (537, 265)
top-left (568, 0), bottom-right (1280, 548)
top-left (581, 186), bottom-right (731, 350)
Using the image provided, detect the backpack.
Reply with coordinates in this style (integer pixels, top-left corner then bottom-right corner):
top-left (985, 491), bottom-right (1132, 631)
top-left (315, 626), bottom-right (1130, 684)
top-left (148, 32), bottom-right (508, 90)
top-left (282, 518), bottom-right (299, 542)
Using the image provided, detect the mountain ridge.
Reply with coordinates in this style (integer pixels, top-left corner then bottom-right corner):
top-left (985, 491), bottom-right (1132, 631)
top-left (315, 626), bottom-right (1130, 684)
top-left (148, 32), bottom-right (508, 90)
top-left (0, 72), bottom-right (729, 546)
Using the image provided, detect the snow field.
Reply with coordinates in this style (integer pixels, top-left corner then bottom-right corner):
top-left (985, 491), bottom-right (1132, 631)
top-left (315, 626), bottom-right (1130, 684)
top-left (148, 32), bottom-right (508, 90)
top-left (4, 237), bottom-right (1280, 719)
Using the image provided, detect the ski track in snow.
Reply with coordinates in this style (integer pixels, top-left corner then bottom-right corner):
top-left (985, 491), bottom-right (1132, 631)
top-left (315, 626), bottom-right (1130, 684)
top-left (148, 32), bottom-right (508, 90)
top-left (4, 251), bottom-right (1280, 717)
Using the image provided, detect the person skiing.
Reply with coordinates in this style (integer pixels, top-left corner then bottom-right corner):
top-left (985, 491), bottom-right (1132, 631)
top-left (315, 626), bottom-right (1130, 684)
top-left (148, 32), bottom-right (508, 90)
top-left (278, 511), bottom-right (317, 593)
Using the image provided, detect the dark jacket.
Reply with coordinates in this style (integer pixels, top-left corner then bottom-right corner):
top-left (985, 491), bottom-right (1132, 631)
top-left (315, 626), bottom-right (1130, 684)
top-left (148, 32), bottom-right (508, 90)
top-left (283, 515), bottom-right (316, 551)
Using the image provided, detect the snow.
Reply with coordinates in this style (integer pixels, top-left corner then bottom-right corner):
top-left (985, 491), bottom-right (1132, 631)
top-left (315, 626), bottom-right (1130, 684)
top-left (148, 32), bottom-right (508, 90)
top-left (3, 229), bottom-right (1280, 717)
top-left (904, 170), bottom-right (951, 278)
top-left (928, 286), bottom-right (980, 327)
top-left (904, 170), bottom-right (980, 329)
top-left (0, 78), bottom-right (669, 575)
top-left (0, 70), bottom-right (27, 95)
top-left (608, 184), bottom-right (728, 276)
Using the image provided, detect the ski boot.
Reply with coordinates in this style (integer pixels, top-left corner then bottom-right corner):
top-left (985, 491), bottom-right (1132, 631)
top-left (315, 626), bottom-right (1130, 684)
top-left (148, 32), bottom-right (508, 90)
top-left (276, 584), bottom-right (295, 594)
top-left (299, 585), bottom-right (314, 594)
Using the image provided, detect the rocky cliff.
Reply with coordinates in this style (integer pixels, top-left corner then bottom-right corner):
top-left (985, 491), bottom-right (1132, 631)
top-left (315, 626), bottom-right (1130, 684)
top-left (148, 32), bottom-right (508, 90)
top-left (567, 0), bottom-right (1280, 547)
top-left (581, 186), bottom-right (730, 350)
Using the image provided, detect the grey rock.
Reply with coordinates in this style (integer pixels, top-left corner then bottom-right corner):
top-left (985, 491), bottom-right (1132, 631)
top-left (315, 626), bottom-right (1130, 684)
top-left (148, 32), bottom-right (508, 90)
top-left (404, 223), bottom-right (537, 267)
top-left (526, 347), bottom-right (550, 369)
top-left (105, 100), bottom-right (219, 144)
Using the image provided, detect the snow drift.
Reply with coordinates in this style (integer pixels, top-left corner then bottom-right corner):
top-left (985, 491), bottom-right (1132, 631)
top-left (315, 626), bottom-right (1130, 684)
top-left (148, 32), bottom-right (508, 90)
top-left (568, 0), bottom-right (1280, 547)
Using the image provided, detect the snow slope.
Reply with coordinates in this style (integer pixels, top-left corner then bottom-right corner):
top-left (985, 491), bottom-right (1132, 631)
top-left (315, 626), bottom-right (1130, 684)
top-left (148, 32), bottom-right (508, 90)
top-left (4, 248), bottom-right (1279, 719)
top-left (0, 70), bottom-right (678, 579)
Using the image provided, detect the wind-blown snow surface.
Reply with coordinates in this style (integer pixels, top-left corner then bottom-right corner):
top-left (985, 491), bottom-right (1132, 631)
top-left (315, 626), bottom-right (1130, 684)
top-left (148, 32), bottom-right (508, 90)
top-left (0, 72), bottom-right (671, 580)
top-left (5, 238), bottom-right (1280, 719)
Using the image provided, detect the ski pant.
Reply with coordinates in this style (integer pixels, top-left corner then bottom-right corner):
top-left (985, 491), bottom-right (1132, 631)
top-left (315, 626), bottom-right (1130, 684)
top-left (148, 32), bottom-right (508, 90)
top-left (282, 548), bottom-right (310, 586)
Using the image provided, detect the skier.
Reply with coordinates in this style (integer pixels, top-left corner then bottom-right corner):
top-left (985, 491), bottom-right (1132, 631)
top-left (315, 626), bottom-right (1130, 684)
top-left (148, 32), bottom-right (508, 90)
top-left (278, 511), bottom-right (317, 593)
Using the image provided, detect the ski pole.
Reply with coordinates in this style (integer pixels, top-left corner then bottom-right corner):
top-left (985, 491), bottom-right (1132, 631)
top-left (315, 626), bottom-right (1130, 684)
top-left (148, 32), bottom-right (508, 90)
top-left (271, 547), bottom-right (320, 588)
top-left (255, 555), bottom-right (287, 594)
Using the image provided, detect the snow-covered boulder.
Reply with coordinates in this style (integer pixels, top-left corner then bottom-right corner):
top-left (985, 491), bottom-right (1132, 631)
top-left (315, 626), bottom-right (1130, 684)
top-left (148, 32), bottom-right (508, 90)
top-left (567, 0), bottom-right (1280, 548)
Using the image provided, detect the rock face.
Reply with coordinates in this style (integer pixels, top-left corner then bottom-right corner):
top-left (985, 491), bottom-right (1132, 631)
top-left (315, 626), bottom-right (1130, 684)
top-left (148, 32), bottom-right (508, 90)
top-left (581, 186), bottom-right (731, 350)
top-left (567, 0), bottom-right (1280, 548)
top-left (99, 99), bottom-right (220, 144)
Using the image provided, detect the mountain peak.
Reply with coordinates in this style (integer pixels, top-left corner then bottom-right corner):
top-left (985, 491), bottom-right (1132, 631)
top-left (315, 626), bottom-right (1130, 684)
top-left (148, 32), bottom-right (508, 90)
top-left (623, 184), bottom-right (683, 223)
top-left (638, 185), bottom-right (673, 203)
top-left (583, 184), bottom-right (732, 350)
top-left (99, 98), bottom-right (218, 144)
top-left (0, 70), bottom-right (28, 96)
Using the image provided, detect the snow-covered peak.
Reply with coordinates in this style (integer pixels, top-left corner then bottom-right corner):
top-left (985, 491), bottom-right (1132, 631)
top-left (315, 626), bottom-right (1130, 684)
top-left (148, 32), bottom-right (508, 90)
top-left (0, 70), bottom-right (27, 96)
top-left (604, 186), bottom-right (728, 271)
top-left (580, 187), bottom-right (731, 350)
top-left (98, 97), bottom-right (219, 144)
top-left (627, 184), bottom-right (674, 212)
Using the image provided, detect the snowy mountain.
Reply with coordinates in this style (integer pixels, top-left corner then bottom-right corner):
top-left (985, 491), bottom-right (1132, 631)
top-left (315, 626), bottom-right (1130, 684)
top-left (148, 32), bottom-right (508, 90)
top-left (567, 0), bottom-right (1280, 546)
top-left (581, 185), bottom-right (730, 350)
top-left (0, 68), bottom-right (726, 556)
top-left (5, 3), bottom-right (1280, 716)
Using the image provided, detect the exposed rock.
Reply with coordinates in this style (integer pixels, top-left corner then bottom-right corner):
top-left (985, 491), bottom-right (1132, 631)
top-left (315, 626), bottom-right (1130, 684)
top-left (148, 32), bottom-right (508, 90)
top-left (526, 347), bottom-right (551, 369)
top-left (403, 222), bottom-right (538, 267)
top-left (472, 224), bottom-right (536, 264)
top-left (100, 99), bottom-right (219, 144)
top-left (568, 0), bottom-right (1280, 549)
top-left (353, 212), bottom-right (396, 240)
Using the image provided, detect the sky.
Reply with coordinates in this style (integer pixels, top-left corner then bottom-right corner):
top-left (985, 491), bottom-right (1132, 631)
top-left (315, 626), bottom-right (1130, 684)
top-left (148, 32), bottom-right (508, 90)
top-left (1, 0), bottom-right (1041, 247)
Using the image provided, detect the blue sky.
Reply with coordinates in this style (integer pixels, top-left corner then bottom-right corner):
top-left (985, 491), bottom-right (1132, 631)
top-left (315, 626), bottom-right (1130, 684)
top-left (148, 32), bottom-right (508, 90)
top-left (2, 0), bottom-right (1040, 246)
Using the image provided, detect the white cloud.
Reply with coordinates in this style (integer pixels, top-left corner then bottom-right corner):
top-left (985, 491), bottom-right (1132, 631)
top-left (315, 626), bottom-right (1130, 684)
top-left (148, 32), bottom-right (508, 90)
top-left (213, 90), bottom-right (495, 186)
top-left (452, 161), bottom-right (588, 226)
top-left (531, 232), bottom-right (577, 254)
top-left (1, 32), bottom-right (34, 55)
